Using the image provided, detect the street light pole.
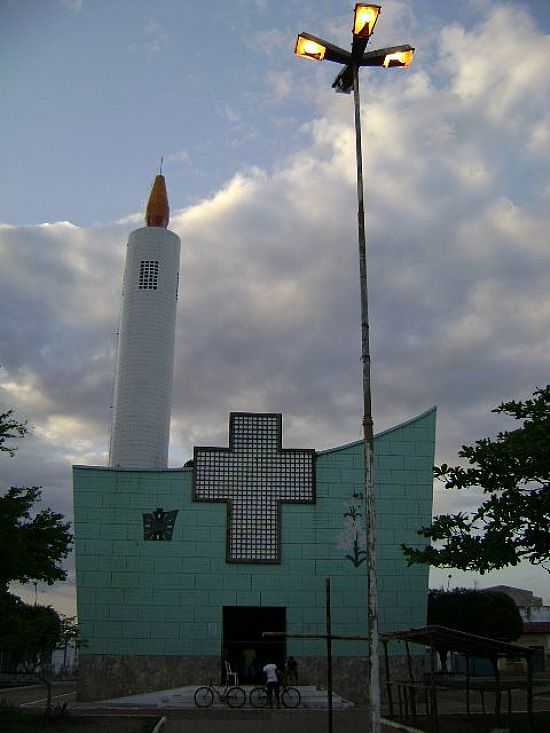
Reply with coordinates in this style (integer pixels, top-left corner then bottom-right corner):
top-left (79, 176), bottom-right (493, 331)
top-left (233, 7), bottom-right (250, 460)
top-left (294, 10), bottom-right (414, 732)
top-left (352, 60), bottom-right (380, 731)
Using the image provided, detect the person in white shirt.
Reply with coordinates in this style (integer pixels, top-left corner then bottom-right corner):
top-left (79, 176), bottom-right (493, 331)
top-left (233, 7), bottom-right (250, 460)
top-left (263, 661), bottom-right (280, 708)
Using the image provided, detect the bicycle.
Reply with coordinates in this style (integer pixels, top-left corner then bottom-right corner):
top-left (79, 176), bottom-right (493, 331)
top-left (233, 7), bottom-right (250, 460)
top-left (194, 680), bottom-right (246, 708)
top-left (249, 684), bottom-right (301, 708)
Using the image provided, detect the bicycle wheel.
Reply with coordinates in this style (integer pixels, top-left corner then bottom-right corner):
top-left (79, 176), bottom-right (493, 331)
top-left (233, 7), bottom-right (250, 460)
top-left (194, 686), bottom-right (214, 708)
top-left (249, 686), bottom-right (268, 708)
top-left (226, 685), bottom-right (246, 708)
top-left (282, 686), bottom-right (301, 708)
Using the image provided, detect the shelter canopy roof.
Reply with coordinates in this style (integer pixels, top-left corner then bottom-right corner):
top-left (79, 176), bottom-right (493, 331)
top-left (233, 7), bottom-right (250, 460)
top-left (382, 625), bottom-right (534, 660)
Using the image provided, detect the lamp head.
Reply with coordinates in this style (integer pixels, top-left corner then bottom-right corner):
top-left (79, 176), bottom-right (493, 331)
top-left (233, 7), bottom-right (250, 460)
top-left (294, 33), bottom-right (352, 64)
top-left (353, 4), bottom-right (381, 38)
top-left (295, 34), bottom-right (326, 61)
top-left (383, 48), bottom-right (415, 68)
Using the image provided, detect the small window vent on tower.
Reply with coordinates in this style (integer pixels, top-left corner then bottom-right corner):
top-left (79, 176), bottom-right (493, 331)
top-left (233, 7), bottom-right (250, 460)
top-left (138, 260), bottom-right (159, 290)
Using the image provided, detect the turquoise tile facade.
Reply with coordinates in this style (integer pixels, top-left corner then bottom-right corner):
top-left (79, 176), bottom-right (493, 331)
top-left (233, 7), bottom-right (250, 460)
top-left (73, 408), bottom-right (436, 661)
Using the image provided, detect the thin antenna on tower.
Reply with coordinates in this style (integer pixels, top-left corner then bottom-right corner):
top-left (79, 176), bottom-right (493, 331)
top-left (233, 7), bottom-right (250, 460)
top-left (160, 156), bottom-right (164, 175)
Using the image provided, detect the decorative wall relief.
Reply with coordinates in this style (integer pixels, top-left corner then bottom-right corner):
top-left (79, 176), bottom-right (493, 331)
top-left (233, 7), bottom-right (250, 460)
top-left (143, 507), bottom-right (178, 541)
top-left (337, 488), bottom-right (367, 567)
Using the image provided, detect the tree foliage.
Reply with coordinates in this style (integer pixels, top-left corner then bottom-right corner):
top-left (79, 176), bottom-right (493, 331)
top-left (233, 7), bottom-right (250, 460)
top-left (0, 409), bottom-right (28, 456)
top-left (0, 592), bottom-right (62, 671)
top-left (402, 386), bottom-right (550, 574)
top-left (0, 409), bottom-right (72, 676)
top-left (0, 486), bottom-right (72, 592)
top-left (58, 615), bottom-right (80, 647)
top-left (1, 408), bottom-right (72, 592)
top-left (428, 588), bottom-right (523, 670)
top-left (428, 589), bottom-right (523, 641)
top-left (57, 615), bottom-right (82, 672)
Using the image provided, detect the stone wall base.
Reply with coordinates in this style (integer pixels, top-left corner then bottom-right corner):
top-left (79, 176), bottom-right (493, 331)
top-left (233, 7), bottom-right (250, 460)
top-left (297, 655), bottom-right (426, 704)
top-left (78, 655), bottom-right (219, 701)
top-left (78, 654), bottom-right (426, 703)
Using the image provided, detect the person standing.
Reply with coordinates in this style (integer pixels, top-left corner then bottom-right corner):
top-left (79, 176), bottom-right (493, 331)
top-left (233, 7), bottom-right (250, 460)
top-left (287, 656), bottom-right (298, 684)
top-left (242, 647), bottom-right (257, 683)
top-left (263, 661), bottom-right (280, 708)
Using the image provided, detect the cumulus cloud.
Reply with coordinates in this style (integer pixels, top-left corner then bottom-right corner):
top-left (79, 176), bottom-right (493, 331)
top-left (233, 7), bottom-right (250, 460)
top-left (60, 0), bottom-right (83, 12)
top-left (266, 70), bottom-right (293, 102)
top-left (166, 150), bottom-right (191, 165)
top-left (439, 4), bottom-right (550, 130)
top-left (2, 2), bottom-right (550, 610)
top-left (143, 18), bottom-right (168, 55)
top-left (248, 29), bottom-right (291, 56)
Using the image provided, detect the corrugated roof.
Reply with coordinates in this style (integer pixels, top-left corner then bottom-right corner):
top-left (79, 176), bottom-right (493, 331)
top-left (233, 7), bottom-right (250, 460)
top-left (383, 625), bottom-right (535, 658)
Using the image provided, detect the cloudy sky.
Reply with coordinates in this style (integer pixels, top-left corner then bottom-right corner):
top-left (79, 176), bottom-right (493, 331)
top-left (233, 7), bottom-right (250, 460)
top-left (2, 0), bottom-right (550, 615)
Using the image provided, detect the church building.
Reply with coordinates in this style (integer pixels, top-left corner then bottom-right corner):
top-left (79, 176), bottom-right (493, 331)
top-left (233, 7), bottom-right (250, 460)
top-left (73, 176), bottom-right (436, 702)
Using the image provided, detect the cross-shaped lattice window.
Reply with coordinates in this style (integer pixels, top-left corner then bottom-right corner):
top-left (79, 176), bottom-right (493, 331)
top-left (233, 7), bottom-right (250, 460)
top-left (193, 413), bottom-right (315, 563)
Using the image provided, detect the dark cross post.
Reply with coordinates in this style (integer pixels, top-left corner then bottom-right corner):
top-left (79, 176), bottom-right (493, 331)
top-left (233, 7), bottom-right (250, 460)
top-left (265, 580), bottom-right (373, 733)
top-left (326, 577), bottom-right (333, 733)
top-left (193, 413), bottom-right (315, 563)
top-left (263, 627), bottom-right (373, 727)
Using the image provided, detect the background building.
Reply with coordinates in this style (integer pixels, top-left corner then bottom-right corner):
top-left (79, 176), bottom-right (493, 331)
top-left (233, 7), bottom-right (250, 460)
top-left (73, 175), bottom-right (436, 702)
top-left (74, 408), bottom-right (436, 701)
top-left (487, 585), bottom-right (550, 672)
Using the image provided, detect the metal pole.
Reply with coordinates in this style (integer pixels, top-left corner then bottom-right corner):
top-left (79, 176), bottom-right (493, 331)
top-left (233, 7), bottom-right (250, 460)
top-left (326, 577), bottom-right (334, 733)
top-left (352, 61), bottom-right (380, 732)
top-left (405, 641), bottom-right (417, 720)
top-left (430, 646), bottom-right (439, 733)
top-left (466, 656), bottom-right (471, 717)
top-left (527, 654), bottom-right (534, 732)
top-left (383, 639), bottom-right (394, 718)
top-left (493, 657), bottom-right (502, 726)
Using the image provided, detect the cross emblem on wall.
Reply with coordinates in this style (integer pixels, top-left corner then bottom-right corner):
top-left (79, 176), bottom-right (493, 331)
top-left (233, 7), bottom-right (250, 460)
top-left (193, 413), bottom-right (316, 563)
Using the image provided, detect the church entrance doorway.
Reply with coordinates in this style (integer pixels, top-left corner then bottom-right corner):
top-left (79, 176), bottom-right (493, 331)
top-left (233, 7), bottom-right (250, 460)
top-left (222, 606), bottom-right (286, 685)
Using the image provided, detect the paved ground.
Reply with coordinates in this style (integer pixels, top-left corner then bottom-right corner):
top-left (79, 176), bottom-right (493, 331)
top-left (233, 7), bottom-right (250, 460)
top-left (0, 681), bottom-right (77, 708)
top-left (94, 684), bottom-right (353, 711)
top-left (3, 679), bottom-right (550, 732)
top-left (157, 711), bottom-right (416, 733)
top-left (0, 683), bottom-right (411, 732)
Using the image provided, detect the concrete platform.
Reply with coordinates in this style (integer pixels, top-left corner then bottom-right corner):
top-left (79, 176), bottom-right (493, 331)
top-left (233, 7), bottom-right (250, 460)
top-left (97, 684), bottom-right (354, 710)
